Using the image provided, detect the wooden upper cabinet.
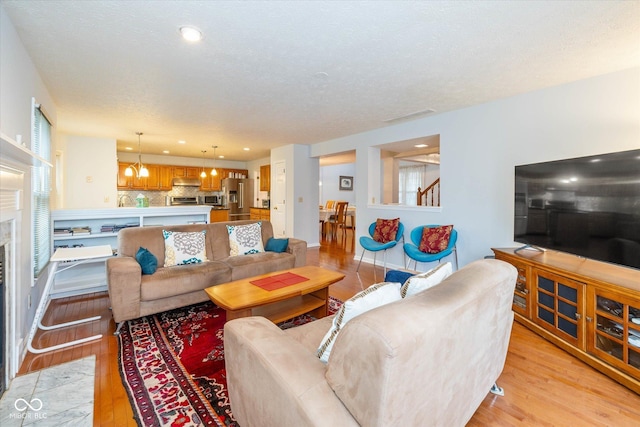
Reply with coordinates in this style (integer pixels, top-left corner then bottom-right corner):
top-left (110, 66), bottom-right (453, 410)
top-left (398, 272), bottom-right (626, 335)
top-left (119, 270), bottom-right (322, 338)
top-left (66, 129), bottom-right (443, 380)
top-left (199, 169), bottom-right (223, 191)
top-left (118, 163), bottom-right (173, 190)
top-left (117, 163), bottom-right (246, 192)
top-left (260, 164), bottom-right (271, 192)
top-left (159, 166), bottom-right (173, 189)
top-left (172, 166), bottom-right (200, 178)
top-left (117, 163), bottom-right (132, 189)
top-left (145, 165), bottom-right (173, 190)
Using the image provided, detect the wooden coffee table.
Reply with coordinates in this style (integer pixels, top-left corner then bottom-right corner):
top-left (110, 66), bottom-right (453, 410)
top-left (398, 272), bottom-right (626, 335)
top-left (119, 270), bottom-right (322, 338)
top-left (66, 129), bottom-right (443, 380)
top-left (205, 266), bottom-right (345, 323)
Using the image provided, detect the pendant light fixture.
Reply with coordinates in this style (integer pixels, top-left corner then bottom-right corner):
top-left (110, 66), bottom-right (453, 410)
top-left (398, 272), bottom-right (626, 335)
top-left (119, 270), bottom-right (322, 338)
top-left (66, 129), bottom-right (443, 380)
top-left (200, 150), bottom-right (207, 178)
top-left (210, 145), bottom-right (218, 176)
top-left (125, 132), bottom-right (149, 178)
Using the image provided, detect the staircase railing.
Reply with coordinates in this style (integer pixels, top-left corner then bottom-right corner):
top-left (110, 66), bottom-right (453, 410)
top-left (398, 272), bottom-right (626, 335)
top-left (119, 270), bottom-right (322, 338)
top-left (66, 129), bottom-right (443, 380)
top-left (417, 178), bottom-right (440, 206)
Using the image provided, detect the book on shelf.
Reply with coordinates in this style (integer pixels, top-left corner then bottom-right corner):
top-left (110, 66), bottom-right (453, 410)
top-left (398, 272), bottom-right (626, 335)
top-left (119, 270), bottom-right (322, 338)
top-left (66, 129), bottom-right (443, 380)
top-left (70, 226), bottom-right (91, 235)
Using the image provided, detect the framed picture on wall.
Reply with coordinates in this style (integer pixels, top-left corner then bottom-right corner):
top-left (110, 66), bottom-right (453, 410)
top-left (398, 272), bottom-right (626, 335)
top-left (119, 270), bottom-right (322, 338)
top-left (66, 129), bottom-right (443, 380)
top-left (339, 176), bottom-right (353, 191)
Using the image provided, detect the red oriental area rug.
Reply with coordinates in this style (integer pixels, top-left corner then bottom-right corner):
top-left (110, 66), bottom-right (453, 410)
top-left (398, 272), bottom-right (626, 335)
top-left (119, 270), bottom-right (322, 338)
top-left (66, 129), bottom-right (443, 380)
top-left (118, 298), bottom-right (342, 427)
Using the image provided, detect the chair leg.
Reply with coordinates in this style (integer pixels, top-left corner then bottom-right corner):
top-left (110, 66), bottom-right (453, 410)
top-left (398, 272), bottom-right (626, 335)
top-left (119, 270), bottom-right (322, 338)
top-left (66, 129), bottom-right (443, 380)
top-left (490, 383), bottom-right (504, 396)
top-left (453, 246), bottom-right (459, 271)
top-left (357, 248), bottom-right (366, 272)
top-left (382, 250), bottom-right (387, 276)
top-left (113, 321), bottom-right (125, 336)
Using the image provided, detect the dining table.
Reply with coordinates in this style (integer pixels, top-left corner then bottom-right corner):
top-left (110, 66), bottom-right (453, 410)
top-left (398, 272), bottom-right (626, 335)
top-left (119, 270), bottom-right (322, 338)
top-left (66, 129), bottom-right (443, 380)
top-left (319, 206), bottom-right (356, 230)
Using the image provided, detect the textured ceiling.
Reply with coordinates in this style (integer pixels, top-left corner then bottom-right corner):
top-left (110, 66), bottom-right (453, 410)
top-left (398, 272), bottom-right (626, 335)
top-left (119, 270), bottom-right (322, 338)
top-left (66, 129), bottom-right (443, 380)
top-left (2, 1), bottom-right (639, 162)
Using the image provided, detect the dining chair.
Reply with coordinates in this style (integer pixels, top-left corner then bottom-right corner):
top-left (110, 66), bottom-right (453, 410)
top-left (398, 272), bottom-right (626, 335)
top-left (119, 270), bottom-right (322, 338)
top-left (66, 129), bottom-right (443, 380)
top-left (325, 201), bottom-right (348, 240)
top-left (325, 200), bottom-right (336, 210)
top-left (403, 224), bottom-right (458, 271)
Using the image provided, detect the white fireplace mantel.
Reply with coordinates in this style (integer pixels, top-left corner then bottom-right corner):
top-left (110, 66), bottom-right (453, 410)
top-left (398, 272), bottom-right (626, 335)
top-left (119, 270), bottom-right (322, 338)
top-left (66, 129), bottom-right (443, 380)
top-left (0, 131), bottom-right (52, 168)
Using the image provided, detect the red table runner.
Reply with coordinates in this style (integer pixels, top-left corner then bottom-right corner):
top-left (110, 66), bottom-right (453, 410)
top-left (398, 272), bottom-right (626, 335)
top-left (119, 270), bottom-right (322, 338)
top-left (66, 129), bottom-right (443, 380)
top-left (250, 272), bottom-right (309, 291)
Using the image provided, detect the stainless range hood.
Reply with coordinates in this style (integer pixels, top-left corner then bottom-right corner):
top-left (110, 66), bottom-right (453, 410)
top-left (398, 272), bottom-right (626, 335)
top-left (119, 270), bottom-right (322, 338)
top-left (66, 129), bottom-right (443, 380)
top-left (172, 177), bottom-right (202, 187)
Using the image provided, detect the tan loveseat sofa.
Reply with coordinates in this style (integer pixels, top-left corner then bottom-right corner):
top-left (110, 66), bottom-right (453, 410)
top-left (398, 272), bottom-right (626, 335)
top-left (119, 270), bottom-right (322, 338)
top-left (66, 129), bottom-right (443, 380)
top-left (224, 259), bottom-right (517, 427)
top-left (106, 220), bottom-right (306, 327)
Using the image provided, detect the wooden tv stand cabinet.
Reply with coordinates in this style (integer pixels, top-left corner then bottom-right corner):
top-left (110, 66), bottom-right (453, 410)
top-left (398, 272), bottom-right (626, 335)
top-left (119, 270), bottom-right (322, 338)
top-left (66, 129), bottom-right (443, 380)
top-left (492, 247), bottom-right (640, 394)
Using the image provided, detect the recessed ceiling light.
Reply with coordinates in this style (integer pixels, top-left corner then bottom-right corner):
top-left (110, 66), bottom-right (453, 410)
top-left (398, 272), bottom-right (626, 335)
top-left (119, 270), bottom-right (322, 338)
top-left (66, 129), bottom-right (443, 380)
top-left (179, 26), bottom-right (203, 42)
top-left (243, 148), bottom-right (250, 151)
top-left (178, 140), bottom-right (186, 144)
top-left (414, 144), bottom-right (428, 148)
top-left (125, 147), bottom-right (133, 150)
top-left (219, 155), bottom-right (224, 159)
top-left (163, 150), bottom-right (170, 154)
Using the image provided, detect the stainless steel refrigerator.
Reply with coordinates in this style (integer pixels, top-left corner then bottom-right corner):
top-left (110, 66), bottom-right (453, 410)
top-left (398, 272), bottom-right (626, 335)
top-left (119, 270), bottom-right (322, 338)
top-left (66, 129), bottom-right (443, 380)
top-left (222, 178), bottom-right (254, 221)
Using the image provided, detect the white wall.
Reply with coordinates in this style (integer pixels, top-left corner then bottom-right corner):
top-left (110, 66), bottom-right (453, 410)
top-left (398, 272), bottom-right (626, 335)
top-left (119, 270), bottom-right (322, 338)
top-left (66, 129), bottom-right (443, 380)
top-left (271, 144), bottom-right (320, 245)
top-left (0, 6), bottom-right (58, 372)
top-left (246, 156), bottom-right (271, 207)
top-left (60, 135), bottom-right (118, 208)
top-left (319, 163), bottom-right (356, 206)
top-left (308, 67), bottom-right (640, 271)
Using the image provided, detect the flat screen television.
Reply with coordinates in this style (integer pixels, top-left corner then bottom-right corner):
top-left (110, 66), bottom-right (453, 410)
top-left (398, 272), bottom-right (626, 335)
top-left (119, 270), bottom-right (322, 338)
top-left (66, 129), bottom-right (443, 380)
top-left (514, 149), bottom-right (640, 270)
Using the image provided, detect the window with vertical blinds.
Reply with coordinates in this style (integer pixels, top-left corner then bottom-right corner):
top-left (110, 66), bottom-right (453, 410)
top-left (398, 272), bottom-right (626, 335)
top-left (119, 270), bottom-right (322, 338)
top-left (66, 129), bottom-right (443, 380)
top-left (32, 103), bottom-right (52, 277)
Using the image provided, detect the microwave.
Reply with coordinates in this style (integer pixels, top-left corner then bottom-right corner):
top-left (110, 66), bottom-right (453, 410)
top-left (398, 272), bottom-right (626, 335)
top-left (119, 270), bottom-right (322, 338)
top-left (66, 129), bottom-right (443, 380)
top-left (262, 199), bottom-right (270, 208)
top-left (204, 196), bottom-right (221, 205)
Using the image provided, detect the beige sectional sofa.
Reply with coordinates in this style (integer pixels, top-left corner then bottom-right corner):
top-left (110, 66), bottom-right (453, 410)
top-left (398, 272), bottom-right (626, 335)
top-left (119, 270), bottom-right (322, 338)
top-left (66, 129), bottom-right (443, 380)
top-left (224, 259), bottom-right (517, 427)
top-left (106, 220), bottom-right (306, 329)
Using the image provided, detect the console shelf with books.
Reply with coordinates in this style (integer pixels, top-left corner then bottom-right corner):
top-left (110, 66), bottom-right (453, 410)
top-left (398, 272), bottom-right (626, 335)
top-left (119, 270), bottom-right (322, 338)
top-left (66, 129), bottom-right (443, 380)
top-left (493, 247), bottom-right (640, 394)
top-left (51, 206), bottom-right (211, 296)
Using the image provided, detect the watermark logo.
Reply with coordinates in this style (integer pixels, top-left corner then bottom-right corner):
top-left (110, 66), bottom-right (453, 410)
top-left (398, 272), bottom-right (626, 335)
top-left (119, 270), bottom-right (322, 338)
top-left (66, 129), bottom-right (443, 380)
top-left (10, 397), bottom-right (47, 420)
top-left (14, 398), bottom-right (43, 411)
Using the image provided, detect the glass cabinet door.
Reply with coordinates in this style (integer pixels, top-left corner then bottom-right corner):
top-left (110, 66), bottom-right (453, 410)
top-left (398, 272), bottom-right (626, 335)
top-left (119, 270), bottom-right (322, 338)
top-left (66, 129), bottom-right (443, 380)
top-left (590, 290), bottom-right (640, 375)
top-left (512, 262), bottom-right (530, 317)
top-left (533, 270), bottom-right (585, 349)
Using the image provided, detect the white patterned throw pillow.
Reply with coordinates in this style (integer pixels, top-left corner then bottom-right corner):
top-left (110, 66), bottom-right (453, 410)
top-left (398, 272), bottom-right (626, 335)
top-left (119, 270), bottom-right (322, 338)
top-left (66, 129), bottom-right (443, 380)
top-left (163, 230), bottom-right (208, 267)
top-left (317, 281), bottom-right (402, 363)
top-left (400, 262), bottom-right (452, 298)
top-left (227, 222), bottom-right (265, 256)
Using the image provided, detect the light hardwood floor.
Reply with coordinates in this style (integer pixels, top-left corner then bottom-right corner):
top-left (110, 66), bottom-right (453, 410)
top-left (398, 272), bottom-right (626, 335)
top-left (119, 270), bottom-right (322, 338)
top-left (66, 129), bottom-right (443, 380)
top-left (18, 228), bottom-right (640, 426)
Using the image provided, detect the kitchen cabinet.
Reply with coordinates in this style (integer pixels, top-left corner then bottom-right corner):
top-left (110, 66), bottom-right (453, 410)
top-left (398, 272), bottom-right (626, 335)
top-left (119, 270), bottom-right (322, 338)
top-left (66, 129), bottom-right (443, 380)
top-left (117, 163), bottom-right (173, 190)
top-left (117, 163), bottom-right (132, 189)
top-left (250, 208), bottom-right (270, 221)
top-left (210, 209), bottom-right (229, 223)
top-left (172, 166), bottom-right (200, 178)
top-left (260, 164), bottom-right (271, 192)
top-left (493, 247), bottom-right (640, 394)
top-left (200, 171), bottom-right (222, 191)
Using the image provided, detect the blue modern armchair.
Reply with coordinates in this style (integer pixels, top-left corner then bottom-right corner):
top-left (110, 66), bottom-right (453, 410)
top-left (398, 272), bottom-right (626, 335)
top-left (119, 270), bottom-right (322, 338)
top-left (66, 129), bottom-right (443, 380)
top-left (357, 221), bottom-right (404, 275)
top-left (403, 225), bottom-right (458, 270)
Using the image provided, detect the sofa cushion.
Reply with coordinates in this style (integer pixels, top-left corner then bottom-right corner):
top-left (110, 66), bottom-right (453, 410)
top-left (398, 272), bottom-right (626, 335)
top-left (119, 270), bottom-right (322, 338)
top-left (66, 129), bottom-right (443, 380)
top-left (140, 261), bottom-right (231, 301)
top-left (265, 237), bottom-right (289, 253)
top-left (372, 218), bottom-right (400, 243)
top-left (135, 247), bottom-right (157, 275)
top-left (400, 262), bottom-right (452, 298)
top-left (222, 251), bottom-right (296, 281)
top-left (227, 222), bottom-right (265, 256)
top-left (419, 225), bottom-right (453, 254)
top-left (317, 282), bottom-right (402, 363)
top-left (163, 230), bottom-right (208, 267)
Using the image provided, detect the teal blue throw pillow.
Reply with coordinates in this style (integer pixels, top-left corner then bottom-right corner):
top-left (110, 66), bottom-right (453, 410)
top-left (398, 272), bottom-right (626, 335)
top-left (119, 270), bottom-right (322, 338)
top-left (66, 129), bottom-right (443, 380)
top-left (136, 247), bottom-right (157, 275)
top-left (265, 237), bottom-right (289, 253)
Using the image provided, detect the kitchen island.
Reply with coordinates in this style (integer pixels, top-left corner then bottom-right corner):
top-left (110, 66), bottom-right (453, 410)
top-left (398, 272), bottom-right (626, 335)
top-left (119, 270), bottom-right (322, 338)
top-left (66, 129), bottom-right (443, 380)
top-left (51, 205), bottom-right (213, 296)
